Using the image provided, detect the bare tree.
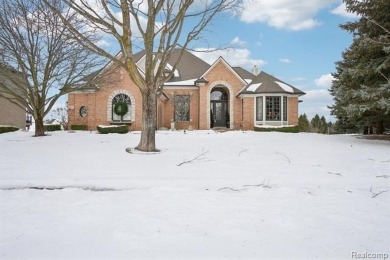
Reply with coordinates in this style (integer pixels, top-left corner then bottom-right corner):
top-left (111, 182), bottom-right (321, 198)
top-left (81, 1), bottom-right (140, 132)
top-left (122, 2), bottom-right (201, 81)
top-left (0, 0), bottom-right (105, 136)
top-left (51, 102), bottom-right (69, 130)
top-left (44, 0), bottom-right (239, 151)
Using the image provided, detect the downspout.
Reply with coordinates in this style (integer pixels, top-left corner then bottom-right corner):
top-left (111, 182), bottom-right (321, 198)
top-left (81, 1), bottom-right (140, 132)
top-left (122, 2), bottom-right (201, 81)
top-left (198, 86), bottom-right (200, 130)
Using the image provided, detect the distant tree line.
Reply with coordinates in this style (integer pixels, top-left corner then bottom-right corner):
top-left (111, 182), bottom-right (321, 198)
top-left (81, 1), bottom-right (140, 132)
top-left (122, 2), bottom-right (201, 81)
top-left (298, 113), bottom-right (389, 134)
top-left (298, 114), bottom-right (334, 134)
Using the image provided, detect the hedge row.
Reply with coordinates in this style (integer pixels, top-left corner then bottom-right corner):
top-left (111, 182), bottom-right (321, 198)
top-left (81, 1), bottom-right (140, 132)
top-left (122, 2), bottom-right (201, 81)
top-left (44, 124), bottom-right (62, 132)
top-left (97, 125), bottom-right (129, 134)
top-left (71, 124), bottom-right (87, 131)
top-left (253, 125), bottom-right (300, 133)
top-left (0, 125), bottom-right (19, 134)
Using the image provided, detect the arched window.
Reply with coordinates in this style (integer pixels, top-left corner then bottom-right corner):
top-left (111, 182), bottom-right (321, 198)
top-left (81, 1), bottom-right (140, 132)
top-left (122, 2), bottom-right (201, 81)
top-left (210, 88), bottom-right (228, 101)
top-left (112, 93), bottom-right (131, 122)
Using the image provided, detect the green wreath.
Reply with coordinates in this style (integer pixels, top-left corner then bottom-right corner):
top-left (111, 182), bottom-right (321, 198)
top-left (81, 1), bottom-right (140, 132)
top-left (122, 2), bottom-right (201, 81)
top-left (114, 101), bottom-right (128, 116)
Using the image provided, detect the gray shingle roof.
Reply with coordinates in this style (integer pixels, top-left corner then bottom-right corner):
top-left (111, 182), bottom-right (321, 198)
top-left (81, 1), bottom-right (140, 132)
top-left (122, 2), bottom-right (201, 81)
top-left (165, 49), bottom-right (210, 82)
top-left (232, 67), bottom-right (255, 81)
top-left (239, 71), bottom-right (305, 96)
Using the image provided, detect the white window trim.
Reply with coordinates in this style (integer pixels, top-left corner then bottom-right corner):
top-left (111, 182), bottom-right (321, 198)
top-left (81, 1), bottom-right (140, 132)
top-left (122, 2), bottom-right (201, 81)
top-left (253, 94), bottom-right (289, 126)
top-left (107, 89), bottom-right (136, 122)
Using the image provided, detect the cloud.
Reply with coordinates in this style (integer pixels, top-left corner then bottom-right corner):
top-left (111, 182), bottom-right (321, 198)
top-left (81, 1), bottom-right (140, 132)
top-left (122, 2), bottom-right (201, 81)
top-left (279, 58), bottom-right (292, 64)
top-left (239, 0), bottom-right (338, 31)
top-left (300, 89), bottom-right (334, 120)
top-left (314, 74), bottom-right (334, 88)
top-left (291, 77), bottom-right (306, 81)
top-left (192, 47), bottom-right (267, 70)
top-left (331, 3), bottom-right (359, 18)
top-left (231, 37), bottom-right (246, 47)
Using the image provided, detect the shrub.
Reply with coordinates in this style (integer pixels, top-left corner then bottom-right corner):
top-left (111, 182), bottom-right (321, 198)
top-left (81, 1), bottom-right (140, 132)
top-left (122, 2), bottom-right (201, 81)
top-left (44, 124), bottom-right (62, 131)
top-left (0, 125), bottom-right (19, 134)
top-left (253, 125), bottom-right (299, 133)
top-left (71, 124), bottom-right (87, 131)
top-left (97, 125), bottom-right (129, 134)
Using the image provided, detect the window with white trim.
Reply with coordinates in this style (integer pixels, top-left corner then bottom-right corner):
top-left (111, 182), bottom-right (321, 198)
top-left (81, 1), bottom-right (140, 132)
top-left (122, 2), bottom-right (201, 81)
top-left (256, 97), bottom-right (263, 121)
top-left (266, 96), bottom-right (280, 121)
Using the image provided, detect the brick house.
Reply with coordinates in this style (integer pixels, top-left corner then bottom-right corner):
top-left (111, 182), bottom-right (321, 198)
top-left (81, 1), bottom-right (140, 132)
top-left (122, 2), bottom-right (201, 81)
top-left (68, 49), bottom-right (305, 131)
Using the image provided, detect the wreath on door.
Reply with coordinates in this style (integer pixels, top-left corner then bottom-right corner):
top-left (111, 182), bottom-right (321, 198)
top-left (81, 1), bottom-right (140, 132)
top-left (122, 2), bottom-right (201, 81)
top-left (114, 101), bottom-right (128, 116)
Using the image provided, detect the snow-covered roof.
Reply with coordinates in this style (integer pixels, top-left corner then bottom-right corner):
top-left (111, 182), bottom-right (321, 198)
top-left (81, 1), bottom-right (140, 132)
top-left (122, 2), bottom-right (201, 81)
top-left (275, 81), bottom-right (294, 93)
top-left (238, 71), bottom-right (305, 96)
top-left (246, 83), bottom-right (262, 92)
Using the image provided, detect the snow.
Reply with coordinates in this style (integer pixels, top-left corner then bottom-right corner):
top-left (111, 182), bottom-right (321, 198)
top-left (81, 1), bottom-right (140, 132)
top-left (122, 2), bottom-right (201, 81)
top-left (246, 83), bottom-right (261, 92)
top-left (1, 130), bottom-right (389, 259)
top-left (255, 124), bottom-right (296, 128)
top-left (275, 81), bottom-right (294, 93)
top-left (97, 124), bottom-right (126, 128)
top-left (164, 79), bottom-right (197, 86)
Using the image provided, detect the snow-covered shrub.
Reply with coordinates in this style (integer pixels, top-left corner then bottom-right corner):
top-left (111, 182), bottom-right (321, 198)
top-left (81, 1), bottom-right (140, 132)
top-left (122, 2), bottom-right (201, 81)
top-left (0, 125), bottom-right (19, 134)
top-left (253, 125), bottom-right (299, 133)
top-left (97, 125), bottom-right (129, 134)
top-left (70, 124), bottom-right (87, 131)
top-left (44, 124), bottom-right (61, 132)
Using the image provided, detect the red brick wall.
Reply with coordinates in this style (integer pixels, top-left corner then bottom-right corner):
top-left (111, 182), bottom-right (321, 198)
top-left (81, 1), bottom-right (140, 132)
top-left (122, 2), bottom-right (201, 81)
top-left (288, 97), bottom-right (299, 125)
top-left (162, 89), bottom-right (199, 130)
top-left (68, 60), bottom-right (301, 131)
top-left (241, 97), bottom-right (254, 130)
top-left (68, 66), bottom-right (144, 131)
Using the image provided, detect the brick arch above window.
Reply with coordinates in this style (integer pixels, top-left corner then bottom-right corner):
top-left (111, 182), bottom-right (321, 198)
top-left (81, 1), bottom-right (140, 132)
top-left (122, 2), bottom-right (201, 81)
top-left (107, 89), bottom-right (135, 122)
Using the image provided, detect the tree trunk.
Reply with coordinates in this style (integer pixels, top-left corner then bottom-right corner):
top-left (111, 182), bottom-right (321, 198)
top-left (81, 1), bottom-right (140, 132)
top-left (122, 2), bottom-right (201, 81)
top-left (136, 89), bottom-right (157, 152)
top-left (376, 119), bottom-right (384, 134)
top-left (34, 113), bottom-right (45, 137)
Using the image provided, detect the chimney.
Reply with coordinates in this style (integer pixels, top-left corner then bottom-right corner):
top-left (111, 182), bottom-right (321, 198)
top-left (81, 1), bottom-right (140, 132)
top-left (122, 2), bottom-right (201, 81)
top-left (252, 65), bottom-right (259, 76)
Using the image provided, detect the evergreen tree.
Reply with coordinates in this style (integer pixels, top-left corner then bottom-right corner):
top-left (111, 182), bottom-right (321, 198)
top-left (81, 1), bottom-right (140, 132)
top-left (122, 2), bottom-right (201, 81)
top-left (320, 116), bottom-right (328, 134)
top-left (310, 114), bottom-right (321, 133)
top-left (310, 114), bottom-right (328, 134)
top-left (330, 0), bottom-right (390, 134)
top-left (298, 114), bottom-right (310, 132)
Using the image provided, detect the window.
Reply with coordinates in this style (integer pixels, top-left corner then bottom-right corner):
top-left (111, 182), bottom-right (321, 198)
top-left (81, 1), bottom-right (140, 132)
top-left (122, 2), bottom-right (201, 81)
top-left (112, 93), bottom-right (131, 122)
top-left (256, 97), bottom-right (263, 121)
top-left (210, 89), bottom-right (228, 101)
top-left (283, 97), bottom-right (287, 121)
top-left (79, 106), bottom-right (87, 117)
top-left (174, 95), bottom-right (190, 122)
top-left (266, 96), bottom-right (280, 121)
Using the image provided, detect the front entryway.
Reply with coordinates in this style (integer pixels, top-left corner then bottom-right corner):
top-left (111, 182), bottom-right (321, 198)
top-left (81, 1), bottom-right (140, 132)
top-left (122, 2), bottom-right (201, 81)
top-left (210, 88), bottom-right (229, 128)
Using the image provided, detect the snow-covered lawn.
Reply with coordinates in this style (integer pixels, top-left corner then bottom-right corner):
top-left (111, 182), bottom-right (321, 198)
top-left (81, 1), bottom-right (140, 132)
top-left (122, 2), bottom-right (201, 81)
top-left (0, 130), bottom-right (389, 259)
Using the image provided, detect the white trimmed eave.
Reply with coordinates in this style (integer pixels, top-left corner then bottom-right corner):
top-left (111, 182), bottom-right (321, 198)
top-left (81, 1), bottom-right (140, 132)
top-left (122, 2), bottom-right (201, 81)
top-left (238, 92), bottom-right (302, 98)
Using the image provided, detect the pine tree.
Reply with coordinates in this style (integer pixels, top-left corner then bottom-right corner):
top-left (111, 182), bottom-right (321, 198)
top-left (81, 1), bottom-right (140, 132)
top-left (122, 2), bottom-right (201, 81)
top-left (298, 114), bottom-right (310, 132)
top-left (330, 0), bottom-right (390, 134)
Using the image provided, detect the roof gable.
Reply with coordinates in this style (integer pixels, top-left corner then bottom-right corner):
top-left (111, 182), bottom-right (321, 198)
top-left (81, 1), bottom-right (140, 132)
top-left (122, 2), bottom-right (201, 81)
top-left (238, 71), bottom-right (305, 96)
top-left (201, 57), bottom-right (248, 85)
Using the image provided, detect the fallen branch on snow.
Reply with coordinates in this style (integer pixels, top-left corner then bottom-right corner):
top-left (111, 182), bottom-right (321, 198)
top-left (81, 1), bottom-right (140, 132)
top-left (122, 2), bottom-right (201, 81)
top-left (370, 186), bottom-right (389, 198)
top-left (218, 187), bottom-right (247, 192)
top-left (376, 175), bottom-right (390, 179)
top-left (244, 179), bottom-right (277, 189)
top-left (276, 152), bottom-right (291, 164)
top-left (327, 171), bottom-right (342, 176)
top-left (177, 149), bottom-right (209, 166)
top-left (238, 148), bottom-right (249, 157)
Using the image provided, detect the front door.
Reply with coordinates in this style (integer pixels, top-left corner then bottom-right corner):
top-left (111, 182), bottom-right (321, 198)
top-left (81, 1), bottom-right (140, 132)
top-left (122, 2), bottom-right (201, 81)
top-left (211, 101), bottom-right (227, 127)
